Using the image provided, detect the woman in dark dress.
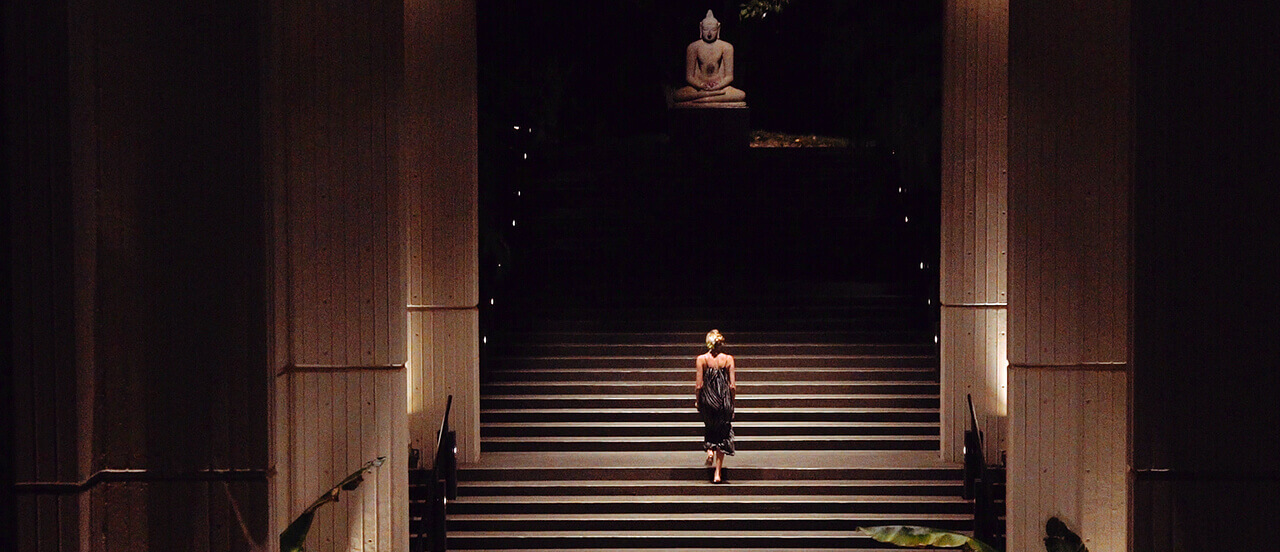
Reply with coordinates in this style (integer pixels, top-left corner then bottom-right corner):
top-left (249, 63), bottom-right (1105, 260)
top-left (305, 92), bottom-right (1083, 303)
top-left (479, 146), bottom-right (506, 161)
top-left (695, 329), bottom-right (736, 483)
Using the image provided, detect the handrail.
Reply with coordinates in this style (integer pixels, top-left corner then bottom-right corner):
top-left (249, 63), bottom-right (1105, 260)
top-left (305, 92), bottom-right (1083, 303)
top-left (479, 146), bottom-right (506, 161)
top-left (432, 395), bottom-right (454, 477)
top-left (420, 394), bottom-right (455, 552)
top-left (965, 393), bottom-right (996, 544)
top-left (967, 394), bottom-right (982, 450)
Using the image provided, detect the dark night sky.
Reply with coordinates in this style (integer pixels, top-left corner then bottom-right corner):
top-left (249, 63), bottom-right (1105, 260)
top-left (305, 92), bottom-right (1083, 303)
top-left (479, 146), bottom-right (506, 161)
top-left (478, 0), bottom-right (941, 145)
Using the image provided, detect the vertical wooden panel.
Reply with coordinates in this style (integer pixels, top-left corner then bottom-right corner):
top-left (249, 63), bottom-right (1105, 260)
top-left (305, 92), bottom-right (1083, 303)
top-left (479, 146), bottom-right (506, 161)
top-left (408, 310), bottom-right (480, 462)
top-left (345, 372), bottom-right (363, 552)
top-left (1006, 368), bottom-right (1023, 548)
top-left (940, 307), bottom-right (1008, 464)
top-left (940, 0), bottom-right (1009, 463)
top-left (1007, 369), bottom-right (1127, 552)
top-left (279, 371), bottom-right (404, 552)
top-left (403, 0), bottom-right (481, 463)
top-left (334, 374), bottom-right (353, 550)
top-left (360, 372), bottom-right (377, 551)
top-left (269, 0), bottom-right (409, 543)
top-left (436, 311), bottom-right (480, 462)
top-left (278, 0), bottom-right (405, 368)
top-left (407, 312), bottom-right (431, 454)
top-left (392, 373), bottom-right (410, 552)
top-left (377, 372), bottom-right (393, 552)
top-left (1006, 0), bottom-right (1133, 543)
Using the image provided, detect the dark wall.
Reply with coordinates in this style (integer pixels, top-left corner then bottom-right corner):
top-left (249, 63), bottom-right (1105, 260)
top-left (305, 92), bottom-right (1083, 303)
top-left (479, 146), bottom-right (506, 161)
top-left (1132, 0), bottom-right (1280, 548)
top-left (478, 0), bottom-right (941, 149)
top-left (6, 0), bottom-right (270, 549)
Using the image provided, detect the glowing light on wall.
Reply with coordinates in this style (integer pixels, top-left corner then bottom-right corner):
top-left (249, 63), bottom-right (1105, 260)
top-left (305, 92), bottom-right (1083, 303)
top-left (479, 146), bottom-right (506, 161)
top-left (994, 326), bottom-right (1008, 417)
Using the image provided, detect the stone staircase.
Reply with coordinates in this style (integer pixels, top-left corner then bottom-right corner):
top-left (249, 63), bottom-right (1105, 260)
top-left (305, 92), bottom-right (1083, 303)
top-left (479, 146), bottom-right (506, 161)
top-left (411, 298), bottom-right (975, 550)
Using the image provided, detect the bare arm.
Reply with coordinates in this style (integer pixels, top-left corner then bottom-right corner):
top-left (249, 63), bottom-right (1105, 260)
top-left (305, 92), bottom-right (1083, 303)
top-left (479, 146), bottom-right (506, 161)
top-left (694, 355), bottom-right (705, 408)
top-left (695, 355), bottom-right (705, 391)
top-left (728, 355), bottom-right (736, 390)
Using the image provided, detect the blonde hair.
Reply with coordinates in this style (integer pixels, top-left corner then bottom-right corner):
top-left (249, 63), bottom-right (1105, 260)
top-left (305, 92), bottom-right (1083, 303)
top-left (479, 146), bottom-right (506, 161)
top-left (705, 329), bottom-right (725, 350)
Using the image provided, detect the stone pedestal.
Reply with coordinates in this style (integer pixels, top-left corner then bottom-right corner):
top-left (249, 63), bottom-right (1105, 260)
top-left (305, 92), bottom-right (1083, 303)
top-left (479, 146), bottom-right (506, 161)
top-left (668, 107), bottom-right (750, 154)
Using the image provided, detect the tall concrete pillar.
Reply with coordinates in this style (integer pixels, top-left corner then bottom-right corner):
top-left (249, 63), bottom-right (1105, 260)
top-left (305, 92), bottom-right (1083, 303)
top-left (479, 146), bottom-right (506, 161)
top-left (10, 0), bottom-right (271, 550)
top-left (1006, 0), bottom-right (1131, 550)
top-left (939, 0), bottom-right (1009, 465)
top-left (265, 0), bottom-right (410, 550)
top-left (402, 0), bottom-right (481, 464)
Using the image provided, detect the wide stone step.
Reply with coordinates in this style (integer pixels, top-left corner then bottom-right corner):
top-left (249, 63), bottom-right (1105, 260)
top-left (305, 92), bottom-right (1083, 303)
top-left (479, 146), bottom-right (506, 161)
top-left (487, 355), bottom-right (938, 369)
top-left (480, 435), bottom-right (939, 452)
top-left (480, 407), bottom-right (940, 424)
top-left (436, 548), bottom-right (949, 552)
top-left (480, 394), bottom-right (939, 410)
top-left (445, 512), bottom-right (974, 532)
top-left (495, 330), bottom-right (927, 345)
top-left (481, 381), bottom-right (938, 396)
top-left (480, 421), bottom-right (939, 438)
top-left (456, 466), bottom-right (962, 482)
top-left (448, 479), bottom-right (962, 497)
top-left (486, 367), bottom-right (936, 382)
top-left (488, 343), bottom-right (935, 356)
top-left (480, 434), bottom-right (938, 452)
top-left (442, 530), bottom-right (963, 550)
top-left (444, 494), bottom-right (972, 515)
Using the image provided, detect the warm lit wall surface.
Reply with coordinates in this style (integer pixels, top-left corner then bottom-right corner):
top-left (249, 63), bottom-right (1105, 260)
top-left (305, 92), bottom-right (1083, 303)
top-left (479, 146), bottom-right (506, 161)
top-left (403, 0), bottom-right (481, 464)
top-left (940, 0), bottom-right (1010, 465)
top-left (1007, 0), bottom-right (1132, 550)
top-left (266, 0), bottom-right (410, 550)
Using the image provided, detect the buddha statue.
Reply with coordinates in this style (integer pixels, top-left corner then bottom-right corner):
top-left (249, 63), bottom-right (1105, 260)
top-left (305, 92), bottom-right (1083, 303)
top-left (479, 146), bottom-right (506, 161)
top-left (671, 10), bottom-right (747, 108)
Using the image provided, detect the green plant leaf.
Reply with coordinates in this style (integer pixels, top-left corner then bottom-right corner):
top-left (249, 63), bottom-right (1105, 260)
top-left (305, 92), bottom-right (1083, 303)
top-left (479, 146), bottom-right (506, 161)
top-left (1044, 517), bottom-right (1089, 552)
top-left (279, 511), bottom-right (315, 552)
top-left (859, 525), bottom-right (1000, 552)
top-left (740, 0), bottom-right (794, 20)
top-left (280, 456), bottom-right (387, 552)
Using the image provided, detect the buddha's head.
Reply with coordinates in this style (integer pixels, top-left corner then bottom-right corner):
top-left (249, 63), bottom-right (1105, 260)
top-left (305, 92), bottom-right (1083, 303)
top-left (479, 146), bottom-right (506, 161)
top-left (699, 10), bottom-right (721, 42)
top-left (706, 329), bottom-right (725, 351)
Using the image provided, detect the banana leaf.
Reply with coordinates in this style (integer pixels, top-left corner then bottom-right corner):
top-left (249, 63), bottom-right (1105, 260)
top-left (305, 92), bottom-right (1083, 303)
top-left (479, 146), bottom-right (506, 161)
top-left (280, 456), bottom-right (387, 552)
top-left (859, 525), bottom-right (1000, 552)
top-left (1044, 517), bottom-right (1089, 552)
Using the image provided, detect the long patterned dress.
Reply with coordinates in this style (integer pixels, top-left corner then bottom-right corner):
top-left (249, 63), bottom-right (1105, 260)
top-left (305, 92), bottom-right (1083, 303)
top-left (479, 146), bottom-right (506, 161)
top-left (697, 360), bottom-right (735, 455)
